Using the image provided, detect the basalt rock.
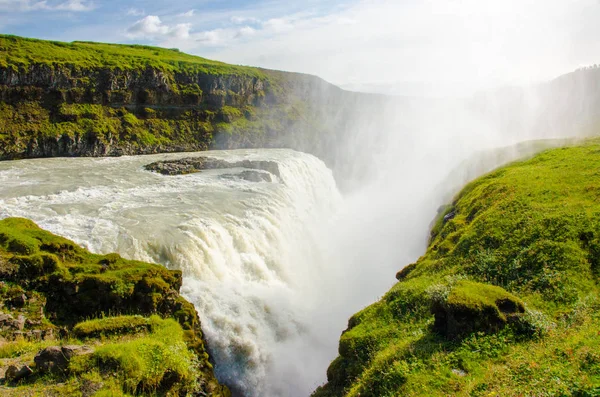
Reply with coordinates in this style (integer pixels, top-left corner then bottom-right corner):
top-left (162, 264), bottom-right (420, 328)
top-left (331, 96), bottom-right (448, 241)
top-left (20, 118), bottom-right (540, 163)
top-left (145, 156), bottom-right (281, 179)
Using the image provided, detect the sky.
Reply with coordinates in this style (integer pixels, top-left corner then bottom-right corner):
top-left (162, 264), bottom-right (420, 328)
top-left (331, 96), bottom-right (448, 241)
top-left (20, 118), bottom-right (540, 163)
top-left (1, 0), bottom-right (600, 96)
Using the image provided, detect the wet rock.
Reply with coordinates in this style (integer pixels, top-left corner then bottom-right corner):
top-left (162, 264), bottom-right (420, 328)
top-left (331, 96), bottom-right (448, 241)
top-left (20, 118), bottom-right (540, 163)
top-left (221, 170), bottom-right (273, 183)
top-left (145, 157), bottom-right (281, 178)
top-left (34, 345), bottom-right (94, 373)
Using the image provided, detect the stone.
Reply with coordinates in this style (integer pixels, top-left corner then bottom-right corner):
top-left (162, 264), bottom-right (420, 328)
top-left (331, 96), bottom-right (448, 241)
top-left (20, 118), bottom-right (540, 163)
top-left (0, 312), bottom-right (25, 331)
top-left (5, 364), bottom-right (33, 382)
top-left (7, 293), bottom-right (27, 308)
top-left (34, 345), bottom-right (93, 373)
top-left (144, 157), bottom-right (281, 178)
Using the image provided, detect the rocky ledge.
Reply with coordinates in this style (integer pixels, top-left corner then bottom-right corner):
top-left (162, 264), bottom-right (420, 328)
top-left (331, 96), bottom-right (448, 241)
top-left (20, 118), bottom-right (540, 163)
top-left (145, 156), bottom-right (281, 179)
top-left (0, 217), bottom-right (230, 396)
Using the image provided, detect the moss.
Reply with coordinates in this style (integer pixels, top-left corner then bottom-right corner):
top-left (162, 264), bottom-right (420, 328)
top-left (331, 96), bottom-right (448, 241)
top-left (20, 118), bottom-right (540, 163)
top-left (314, 140), bottom-right (600, 397)
top-left (0, 217), bottom-right (229, 396)
top-left (73, 315), bottom-right (151, 338)
top-left (432, 280), bottom-right (525, 339)
top-left (0, 35), bottom-right (267, 78)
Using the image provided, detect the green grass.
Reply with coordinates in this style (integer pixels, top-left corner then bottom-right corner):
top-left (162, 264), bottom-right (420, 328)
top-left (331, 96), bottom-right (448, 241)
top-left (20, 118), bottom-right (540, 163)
top-left (70, 316), bottom-right (199, 394)
top-left (0, 217), bottom-right (230, 396)
top-left (0, 34), bottom-right (266, 78)
top-left (313, 139), bottom-right (600, 397)
top-left (73, 315), bottom-right (151, 339)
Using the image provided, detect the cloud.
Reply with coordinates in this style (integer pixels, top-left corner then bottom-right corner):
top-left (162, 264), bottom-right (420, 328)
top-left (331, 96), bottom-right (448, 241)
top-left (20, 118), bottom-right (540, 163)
top-left (235, 26), bottom-right (256, 38)
top-left (194, 27), bottom-right (253, 46)
top-left (126, 7), bottom-right (144, 17)
top-left (0, 0), bottom-right (93, 12)
top-left (54, 0), bottom-right (92, 11)
top-left (262, 17), bottom-right (294, 33)
top-left (231, 16), bottom-right (259, 24)
top-left (178, 9), bottom-right (194, 18)
top-left (196, 0), bottom-right (600, 96)
top-left (127, 15), bottom-right (191, 40)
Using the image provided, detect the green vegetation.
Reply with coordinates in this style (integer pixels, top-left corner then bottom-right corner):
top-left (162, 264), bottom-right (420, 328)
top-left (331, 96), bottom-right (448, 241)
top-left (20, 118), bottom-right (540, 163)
top-left (313, 140), bottom-right (600, 397)
top-left (0, 34), bottom-right (342, 163)
top-left (0, 35), bottom-right (290, 160)
top-left (0, 34), bottom-right (265, 77)
top-left (0, 217), bottom-right (229, 396)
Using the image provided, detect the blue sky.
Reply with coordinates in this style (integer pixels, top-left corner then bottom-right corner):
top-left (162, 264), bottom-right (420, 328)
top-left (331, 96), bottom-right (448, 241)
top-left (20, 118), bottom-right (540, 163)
top-left (2, 0), bottom-right (600, 96)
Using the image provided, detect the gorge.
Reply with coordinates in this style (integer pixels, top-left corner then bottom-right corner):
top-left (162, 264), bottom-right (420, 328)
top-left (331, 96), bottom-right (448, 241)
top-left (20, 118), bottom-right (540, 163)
top-left (0, 34), bottom-right (600, 397)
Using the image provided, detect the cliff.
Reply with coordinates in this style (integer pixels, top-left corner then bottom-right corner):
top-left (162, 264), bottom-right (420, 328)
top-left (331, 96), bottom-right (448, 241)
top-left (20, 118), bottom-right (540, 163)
top-left (0, 217), bottom-right (230, 396)
top-left (313, 140), bottom-right (600, 397)
top-left (0, 34), bottom-right (350, 161)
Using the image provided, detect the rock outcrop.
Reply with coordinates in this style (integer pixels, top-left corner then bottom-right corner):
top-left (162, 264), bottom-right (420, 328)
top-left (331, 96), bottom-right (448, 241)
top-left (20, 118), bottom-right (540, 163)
top-left (144, 156), bottom-right (281, 178)
top-left (0, 217), bottom-right (230, 396)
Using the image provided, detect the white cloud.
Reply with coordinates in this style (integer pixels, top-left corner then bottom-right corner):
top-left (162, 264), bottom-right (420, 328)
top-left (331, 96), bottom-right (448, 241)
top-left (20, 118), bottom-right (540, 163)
top-left (170, 23), bottom-right (192, 39)
top-left (115, 0), bottom-right (600, 96)
top-left (262, 17), bottom-right (294, 33)
top-left (54, 0), bottom-right (93, 11)
top-left (231, 16), bottom-right (259, 24)
top-left (236, 26), bottom-right (256, 38)
top-left (126, 7), bottom-right (144, 17)
top-left (127, 15), bottom-right (191, 40)
top-left (178, 9), bottom-right (194, 18)
top-left (128, 15), bottom-right (168, 37)
top-left (196, 0), bottom-right (600, 96)
top-left (0, 0), bottom-right (93, 11)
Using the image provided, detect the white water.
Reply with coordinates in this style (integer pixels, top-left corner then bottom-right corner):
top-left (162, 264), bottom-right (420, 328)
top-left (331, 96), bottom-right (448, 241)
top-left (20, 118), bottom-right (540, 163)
top-left (0, 149), bottom-right (343, 396)
top-left (0, 135), bottom-right (580, 397)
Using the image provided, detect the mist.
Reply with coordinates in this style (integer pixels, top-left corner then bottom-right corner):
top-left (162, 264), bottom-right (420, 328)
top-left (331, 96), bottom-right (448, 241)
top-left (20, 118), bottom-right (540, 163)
top-left (2, 1), bottom-right (600, 396)
top-left (247, 32), bottom-right (600, 397)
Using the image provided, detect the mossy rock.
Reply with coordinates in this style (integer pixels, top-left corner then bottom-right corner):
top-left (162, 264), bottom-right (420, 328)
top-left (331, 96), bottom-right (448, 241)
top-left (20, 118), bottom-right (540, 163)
top-left (432, 280), bottom-right (525, 339)
top-left (73, 315), bottom-right (151, 338)
top-left (0, 217), bottom-right (229, 396)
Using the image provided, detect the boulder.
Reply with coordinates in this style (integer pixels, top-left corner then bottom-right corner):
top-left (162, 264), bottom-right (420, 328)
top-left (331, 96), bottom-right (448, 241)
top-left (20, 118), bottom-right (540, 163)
top-left (5, 364), bottom-right (33, 382)
top-left (432, 280), bottom-right (525, 339)
top-left (34, 345), bottom-right (94, 373)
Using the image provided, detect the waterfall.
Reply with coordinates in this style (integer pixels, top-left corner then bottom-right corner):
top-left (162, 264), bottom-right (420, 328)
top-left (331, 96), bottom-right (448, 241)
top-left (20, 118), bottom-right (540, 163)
top-left (0, 149), bottom-right (342, 396)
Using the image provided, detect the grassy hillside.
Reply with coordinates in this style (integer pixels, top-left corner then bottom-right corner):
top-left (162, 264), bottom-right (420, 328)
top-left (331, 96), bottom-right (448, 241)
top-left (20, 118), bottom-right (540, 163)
top-left (0, 35), bottom-right (333, 160)
top-left (313, 140), bottom-right (600, 397)
top-left (0, 218), bottom-right (229, 396)
top-left (0, 34), bottom-right (265, 78)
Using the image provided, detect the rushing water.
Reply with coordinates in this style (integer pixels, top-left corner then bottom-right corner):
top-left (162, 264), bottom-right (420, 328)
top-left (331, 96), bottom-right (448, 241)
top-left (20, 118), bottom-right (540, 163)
top-left (0, 149), bottom-right (343, 396)
top-left (0, 135), bottom-right (571, 397)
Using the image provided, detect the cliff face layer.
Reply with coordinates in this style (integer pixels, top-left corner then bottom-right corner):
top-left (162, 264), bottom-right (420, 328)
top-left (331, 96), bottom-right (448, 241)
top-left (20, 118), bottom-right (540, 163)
top-left (0, 217), bottom-right (230, 396)
top-left (313, 140), bottom-right (600, 397)
top-left (0, 35), bottom-right (285, 160)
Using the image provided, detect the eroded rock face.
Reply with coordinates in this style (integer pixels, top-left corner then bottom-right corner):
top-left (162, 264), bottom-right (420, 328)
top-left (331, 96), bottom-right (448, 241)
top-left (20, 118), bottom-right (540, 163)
top-left (144, 156), bottom-right (281, 179)
top-left (0, 313), bottom-right (25, 331)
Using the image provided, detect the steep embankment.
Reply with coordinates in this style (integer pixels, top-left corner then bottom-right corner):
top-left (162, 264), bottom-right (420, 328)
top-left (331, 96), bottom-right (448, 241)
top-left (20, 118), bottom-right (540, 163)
top-left (0, 217), bottom-right (229, 396)
top-left (313, 140), bottom-right (600, 397)
top-left (0, 35), bottom-right (354, 161)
